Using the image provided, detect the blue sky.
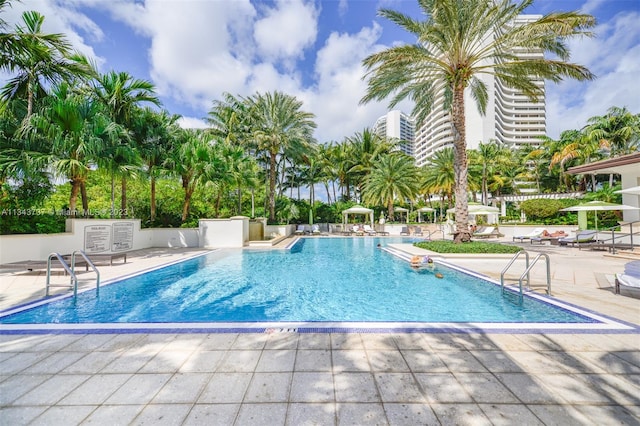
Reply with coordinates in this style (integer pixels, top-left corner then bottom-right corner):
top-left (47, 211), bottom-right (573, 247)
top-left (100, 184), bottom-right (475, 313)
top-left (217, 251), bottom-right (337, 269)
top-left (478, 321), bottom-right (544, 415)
top-left (3, 0), bottom-right (639, 142)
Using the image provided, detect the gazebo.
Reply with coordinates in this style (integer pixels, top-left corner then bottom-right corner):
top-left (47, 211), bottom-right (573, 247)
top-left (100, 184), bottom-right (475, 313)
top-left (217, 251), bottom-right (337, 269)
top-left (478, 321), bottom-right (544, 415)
top-left (417, 207), bottom-right (435, 223)
top-left (342, 205), bottom-right (375, 227)
top-left (394, 207), bottom-right (409, 223)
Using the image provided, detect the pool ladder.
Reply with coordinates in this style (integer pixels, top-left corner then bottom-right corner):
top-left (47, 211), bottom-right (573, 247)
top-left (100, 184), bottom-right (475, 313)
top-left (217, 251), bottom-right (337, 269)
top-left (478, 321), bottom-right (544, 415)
top-left (45, 250), bottom-right (100, 297)
top-left (500, 250), bottom-right (551, 304)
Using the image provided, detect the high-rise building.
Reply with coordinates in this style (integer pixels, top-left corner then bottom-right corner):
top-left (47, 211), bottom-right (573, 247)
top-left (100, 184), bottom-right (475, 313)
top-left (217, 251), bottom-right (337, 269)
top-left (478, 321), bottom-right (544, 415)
top-left (413, 14), bottom-right (546, 167)
top-left (373, 110), bottom-right (415, 156)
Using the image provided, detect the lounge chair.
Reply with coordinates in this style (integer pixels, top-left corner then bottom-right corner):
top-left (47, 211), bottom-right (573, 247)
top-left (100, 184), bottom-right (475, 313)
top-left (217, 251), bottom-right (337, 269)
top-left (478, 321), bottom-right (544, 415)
top-left (311, 224), bottom-right (321, 235)
top-left (400, 226), bottom-right (410, 236)
top-left (352, 225), bottom-right (364, 236)
top-left (413, 226), bottom-right (423, 237)
top-left (362, 224), bottom-right (377, 235)
top-left (558, 230), bottom-right (597, 247)
top-left (615, 261), bottom-right (640, 297)
top-left (530, 230), bottom-right (567, 245)
top-left (513, 227), bottom-right (545, 243)
top-left (294, 225), bottom-right (306, 235)
top-left (472, 226), bottom-right (502, 239)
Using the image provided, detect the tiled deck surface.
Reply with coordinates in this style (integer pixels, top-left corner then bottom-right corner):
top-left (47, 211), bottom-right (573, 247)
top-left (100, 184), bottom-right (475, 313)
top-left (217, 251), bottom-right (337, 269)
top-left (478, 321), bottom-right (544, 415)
top-left (1, 240), bottom-right (639, 425)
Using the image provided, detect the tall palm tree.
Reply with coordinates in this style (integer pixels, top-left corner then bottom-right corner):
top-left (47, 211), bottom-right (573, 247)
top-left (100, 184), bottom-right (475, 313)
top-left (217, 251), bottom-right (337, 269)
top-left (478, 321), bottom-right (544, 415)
top-left (1, 9), bottom-right (93, 117)
top-left (131, 107), bottom-right (179, 224)
top-left (362, 153), bottom-right (420, 219)
top-left (585, 106), bottom-right (640, 157)
top-left (165, 129), bottom-right (218, 222)
top-left (20, 82), bottom-right (112, 215)
top-left (244, 91), bottom-right (316, 222)
top-left (361, 0), bottom-right (595, 242)
top-left (91, 71), bottom-right (160, 217)
top-left (346, 128), bottom-right (396, 196)
top-left (421, 147), bottom-right (455, 216)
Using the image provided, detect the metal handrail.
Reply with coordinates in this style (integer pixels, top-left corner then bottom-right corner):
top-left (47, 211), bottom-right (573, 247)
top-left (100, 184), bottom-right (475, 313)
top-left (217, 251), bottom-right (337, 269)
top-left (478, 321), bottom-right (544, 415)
top-left (45, 252), bottom-right (77, 297)
top-left (500, 250), bottom-right (529, 296)
top-left (72, 250), bottom-right (101, 296)
top-left (516, 253), bottom-right (551, 304)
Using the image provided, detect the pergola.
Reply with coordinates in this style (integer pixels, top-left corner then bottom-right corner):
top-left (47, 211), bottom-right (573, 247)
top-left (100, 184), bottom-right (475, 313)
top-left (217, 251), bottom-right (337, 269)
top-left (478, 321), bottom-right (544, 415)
top-left (342, 205), bottom-right (375, 227)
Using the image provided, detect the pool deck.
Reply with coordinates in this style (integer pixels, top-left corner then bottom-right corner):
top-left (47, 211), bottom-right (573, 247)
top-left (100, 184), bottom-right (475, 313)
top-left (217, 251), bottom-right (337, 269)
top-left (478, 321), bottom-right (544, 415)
top-left (1, 240), bottom-right (639, 424)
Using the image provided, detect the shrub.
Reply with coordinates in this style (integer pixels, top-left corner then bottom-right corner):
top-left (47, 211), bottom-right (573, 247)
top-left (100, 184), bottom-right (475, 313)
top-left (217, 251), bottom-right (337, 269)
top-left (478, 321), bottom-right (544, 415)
top-left (414, 240), bottom-right (522, 254)
top-left (519, 198), bottom-right (565, 219)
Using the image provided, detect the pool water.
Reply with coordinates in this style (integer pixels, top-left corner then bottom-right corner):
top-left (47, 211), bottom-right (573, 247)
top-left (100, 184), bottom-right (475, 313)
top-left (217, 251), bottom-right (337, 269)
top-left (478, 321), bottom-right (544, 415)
top-left (2, 238), bottom-right (595, 325)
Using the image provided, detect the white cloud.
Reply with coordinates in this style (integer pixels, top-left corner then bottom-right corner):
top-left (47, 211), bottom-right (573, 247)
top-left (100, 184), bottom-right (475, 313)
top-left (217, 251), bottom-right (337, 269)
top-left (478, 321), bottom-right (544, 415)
top-left (545, 11), bottom-right (640, 138)
top-left (253, 0), bottom-right (319, 66)
top-left (178, 116), bottom-right (208, 130)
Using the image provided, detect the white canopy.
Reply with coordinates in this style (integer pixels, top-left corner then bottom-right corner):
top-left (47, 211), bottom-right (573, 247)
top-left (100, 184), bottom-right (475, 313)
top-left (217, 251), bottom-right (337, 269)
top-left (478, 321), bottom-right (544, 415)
top-left (417, 207), bottom-right (435, 223)
top-left (342, 205), bottom-right (374, 227)
top-left (615, 186), bottom-right (640, 195)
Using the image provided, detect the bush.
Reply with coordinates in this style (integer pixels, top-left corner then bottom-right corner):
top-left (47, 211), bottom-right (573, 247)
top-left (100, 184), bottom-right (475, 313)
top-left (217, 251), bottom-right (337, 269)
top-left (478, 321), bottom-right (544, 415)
top-left (414, 240), bottom-right (522, 254)
top-left (519, 198), bottom-right (565, 219)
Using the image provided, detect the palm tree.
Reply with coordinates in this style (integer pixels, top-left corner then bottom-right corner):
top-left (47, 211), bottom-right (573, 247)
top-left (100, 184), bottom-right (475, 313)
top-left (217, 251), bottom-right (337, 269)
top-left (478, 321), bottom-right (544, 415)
top-left (421, 147), bottom-right (455, 216)
top-left (361, 0), bottom-right (595, 242)
top-left (91, 71), bottom-right (160, 217)
top-left (585, 106), bottom-right (640, 157)
top-left (362, 153), bottom-right (420, 219)
top-left (165, 129), bottom-right (217, 222)
top-left (1, 10), bottom-right (93, 117)
top-left (20, 82), bottom-right (111, 215)
top-left (346, 128), bottom-right (396, 196)
top-left (131, 108), bottom-right (179, 224)
top-left (244, 91), bottom-right (316, 222)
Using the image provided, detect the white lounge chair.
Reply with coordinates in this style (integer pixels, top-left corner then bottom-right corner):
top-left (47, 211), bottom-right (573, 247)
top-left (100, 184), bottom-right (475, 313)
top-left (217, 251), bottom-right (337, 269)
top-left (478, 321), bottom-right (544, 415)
top-left (473, 226), bottom-right (501, 239)
top-left (311, 224), bottom-right (321, 235)
top-left (558, 230), bottom-right (597, 247)
top-left (513, 227), bottom-right (545, 242)
top-left (294, 225), bottom-right (306, 235)
top-left (362, 225), bottom-right (377, 235)
top-left (615, 261), bottom-right (640, 297)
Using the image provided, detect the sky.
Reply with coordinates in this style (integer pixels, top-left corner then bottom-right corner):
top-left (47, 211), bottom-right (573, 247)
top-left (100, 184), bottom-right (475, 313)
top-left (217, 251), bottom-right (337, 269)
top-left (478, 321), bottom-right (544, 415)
top-left (3, 0), bottom-right (639, 143)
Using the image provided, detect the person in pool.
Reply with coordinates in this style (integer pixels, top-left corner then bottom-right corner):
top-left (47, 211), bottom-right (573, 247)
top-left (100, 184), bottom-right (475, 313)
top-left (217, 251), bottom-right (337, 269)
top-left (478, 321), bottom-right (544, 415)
top-left (410, 256), bottom-right (444, 278)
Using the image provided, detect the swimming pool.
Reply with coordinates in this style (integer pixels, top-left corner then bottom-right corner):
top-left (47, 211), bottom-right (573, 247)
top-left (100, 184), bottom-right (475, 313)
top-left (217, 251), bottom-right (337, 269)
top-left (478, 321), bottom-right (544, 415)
top-left (0, 237), bottom-right (635, 333)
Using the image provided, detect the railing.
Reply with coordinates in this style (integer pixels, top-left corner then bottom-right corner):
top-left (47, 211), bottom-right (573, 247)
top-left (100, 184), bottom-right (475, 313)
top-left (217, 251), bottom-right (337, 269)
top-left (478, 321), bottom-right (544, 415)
top-left (500, 250), bottom-right (551, 304)
top-left (424, 229), bottom-right (445, 240)
top-left (71, 250), bottom-right (100, 296)
top-left (45, 252), bottom-right (77, 297)
top-left (599, 220), bottom-right (640, 254)
top-left (501, 251), bottom-right (529, 301)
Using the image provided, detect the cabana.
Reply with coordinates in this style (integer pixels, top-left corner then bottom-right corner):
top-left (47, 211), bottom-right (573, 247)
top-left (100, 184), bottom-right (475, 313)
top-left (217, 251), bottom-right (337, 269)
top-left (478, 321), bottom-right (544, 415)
top-left (417, 207), bottom-right (435, 223)
top-left (342, 205), bottom-right (375, 228)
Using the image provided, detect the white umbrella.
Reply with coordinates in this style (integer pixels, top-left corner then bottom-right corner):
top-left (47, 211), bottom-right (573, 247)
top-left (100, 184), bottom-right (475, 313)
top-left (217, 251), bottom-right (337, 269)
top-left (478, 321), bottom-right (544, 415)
top-left (614, 186), bottom-right (640, 195)
top-left (560, 201), bottom-right (640, 230)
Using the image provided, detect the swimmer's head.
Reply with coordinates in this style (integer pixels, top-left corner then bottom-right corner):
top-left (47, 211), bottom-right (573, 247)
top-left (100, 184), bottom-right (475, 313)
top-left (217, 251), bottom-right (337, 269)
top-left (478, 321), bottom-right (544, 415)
top-left (427, 258), bottom-right (433, 263)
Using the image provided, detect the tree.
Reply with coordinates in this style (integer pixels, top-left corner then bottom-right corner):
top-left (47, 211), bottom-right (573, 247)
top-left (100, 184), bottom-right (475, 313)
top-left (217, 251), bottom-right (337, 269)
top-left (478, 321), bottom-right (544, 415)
top-left (361, 0), bottom-right (595, 242)
top-left (244, 91), bottom-right (316, 222)
top-left (362, 153), bottom-right (420, 219)
top-left (91, 71), bottom-right (160, 217)
top-left (132, 108), bottom-right (179, 224)
top-left (20, 82), bottom-right (112, 215)
top-left (585, 106), bottom-right (640, 157)
top-left (1, 9), bottom-right (93, 117)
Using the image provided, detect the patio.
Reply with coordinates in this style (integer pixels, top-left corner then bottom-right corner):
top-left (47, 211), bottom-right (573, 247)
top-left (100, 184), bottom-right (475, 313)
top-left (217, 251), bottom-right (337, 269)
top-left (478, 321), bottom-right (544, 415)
top-left (1, 244), bottom-right (639, 424)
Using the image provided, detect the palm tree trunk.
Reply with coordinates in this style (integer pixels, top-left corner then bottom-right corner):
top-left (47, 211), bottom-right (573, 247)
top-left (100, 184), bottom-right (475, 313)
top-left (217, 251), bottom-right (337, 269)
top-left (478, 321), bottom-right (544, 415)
top-left (452, 85), bottom-right (471, 243)
top-left (80, 181), bottom-right (89, 216)
top-left (237, 186), bottom-right (243, 215)
top-left (120, 177), bottom-right (127, 218)
top-left (110, 173), bottom-right (116, 218)
top-left (69, 179), bottom-right (80, 218)
top-left (150, 176), bottom-right (156, 223)
top-left (269, 151), bottom-right (277, 221)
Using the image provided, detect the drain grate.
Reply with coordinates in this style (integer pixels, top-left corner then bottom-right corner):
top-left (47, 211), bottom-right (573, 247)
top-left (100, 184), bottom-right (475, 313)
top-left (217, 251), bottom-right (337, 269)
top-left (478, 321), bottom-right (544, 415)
top-left (265, 327), bottom-right (298, 333)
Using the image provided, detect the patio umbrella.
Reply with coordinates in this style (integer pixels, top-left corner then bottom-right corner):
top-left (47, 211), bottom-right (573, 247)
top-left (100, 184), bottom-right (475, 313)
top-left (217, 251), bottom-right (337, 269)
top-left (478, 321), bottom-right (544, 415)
top-left (560, 201), bottom-right (640, 230)
top-left (614, 186), bottom-right (640, 195)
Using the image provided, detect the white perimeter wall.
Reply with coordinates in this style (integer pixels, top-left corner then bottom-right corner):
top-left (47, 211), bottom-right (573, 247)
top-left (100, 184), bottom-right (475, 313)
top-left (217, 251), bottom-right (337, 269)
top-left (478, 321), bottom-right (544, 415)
top-left (0, 217), bottom-right (249, 264)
